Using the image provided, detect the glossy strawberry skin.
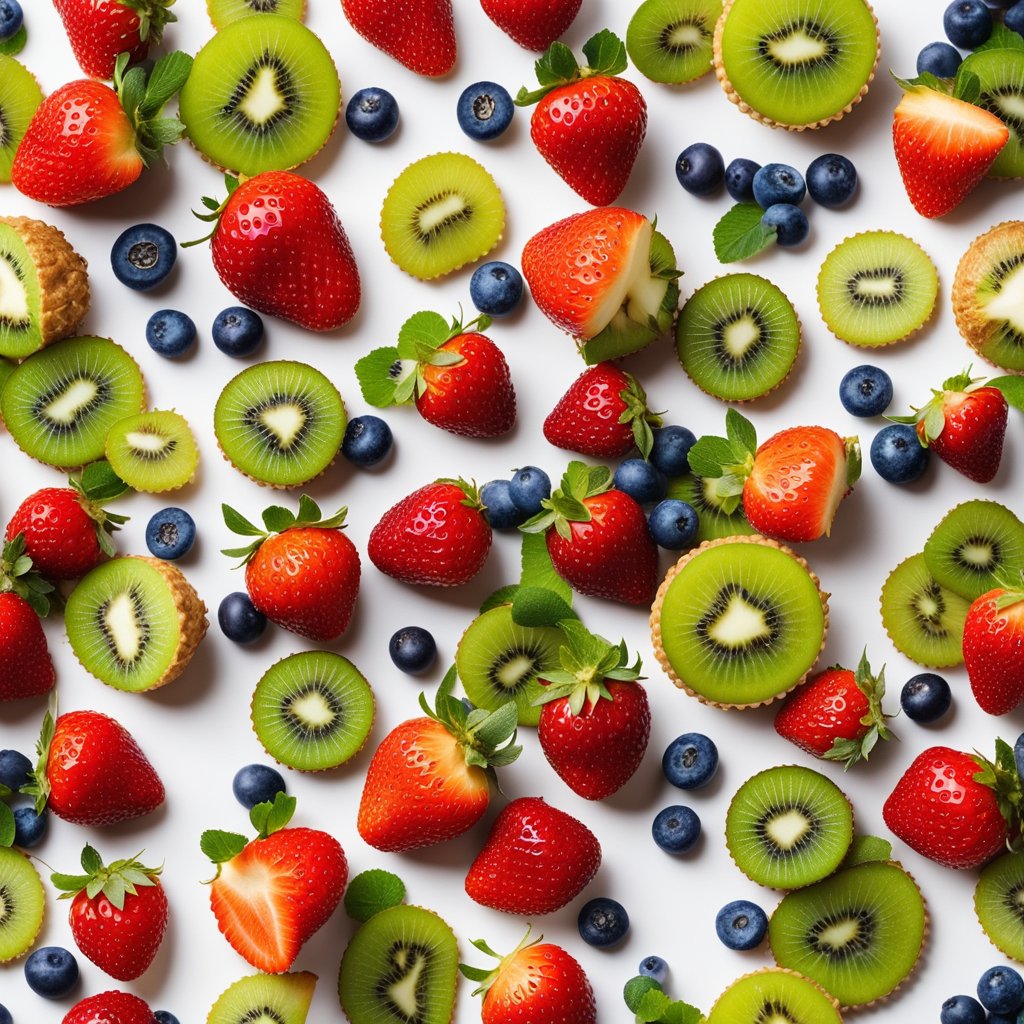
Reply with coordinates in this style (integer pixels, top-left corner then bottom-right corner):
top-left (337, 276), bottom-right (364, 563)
top-left (774, 669), bottom-right (868, 756)
top-left (53, 0), bottom-right (154, 79)
top-left (918, 386), bottom-right (1007, 483)
top-left (963, 590), bottom-right (1024, 715)
top-left (0, 593), bottom-right (55, 702)
top-left (480, 0), bottom-right (582, 50)
top-left (6, 489), bottom-right (103, 580)
top-left (544, 364), bottom-right (638, 458)
top-left (62, 990), bottom-right (155, 1024)
top-left (482, 943), bottom-right (597, 1024)
top-left (340, 0), bottom-right (456, 76)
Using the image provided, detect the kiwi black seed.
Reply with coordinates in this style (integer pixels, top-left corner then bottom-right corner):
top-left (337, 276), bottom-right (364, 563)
top-left (105, 410), bottom-right (200, 493)
top-left (960, 48), bottom-right (1024, 179)
top-left (626, 0), bottom-right (724, 85)
top-left (706, 968), bottom-right (842, 1024)
top-left (0, 56), bottom-right (43, 185)
top-left (0, 846), bottom-right (45, 962)
top-left (207, 0), bottom-right (306, 30)
top-left (975, 851), bottom-right (1024, 963)
top-left (208, 971), bottom-right (317, 1024)
top-left (666, 474), bottom-right (757, 542)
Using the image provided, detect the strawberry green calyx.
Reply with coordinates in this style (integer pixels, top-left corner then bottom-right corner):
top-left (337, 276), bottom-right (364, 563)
top-left (889, 370), bottom-right (991, 445)
top-left (521, 461), bottom-right (613, 540)
top-left (200, 790), bottom-right (298, 876)
top-left (69, 460), bottom-right (131, 558)
top-left (459, 928), bottom-right (540, 996)
top-left (24, 707), bottom-right (55, 814)
top-left (221, 495), bottom-right (349, 566)
top-left (112, 49), bottom-right (193, 166)
top-left (516, 29), bottom-right (629, 106)
top-left (619, 372), bottom-right (663, 459)
top-left (972, 738), bottom-right (1024, 846)
top-left (823, 650), bottom-right (895, 770)
top-left (51, 844), bottom-right (161, 910)
top-left (685, 408), bottom-right (758, 516)
top-left (436, 477), bottom-right (487, 513)
top-left (119, 0), bottom-right (178, 44)
top-left (0, 534), bottom-right (54, 617)
top-left (182, 174), bottom-right (241, 247)
top-left (892, 67), bottom-right (982, 105)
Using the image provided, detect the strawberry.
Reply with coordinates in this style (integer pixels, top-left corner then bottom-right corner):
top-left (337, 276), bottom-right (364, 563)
top-left (465, 796), bottom-right (601, 915)
top-left (543, 363), bottom-right (661, 459)
top-left (522, 461), bottom-right (658, 605)
top-left (0, 535), bottom-right (56, 702)
top-left (774, 651), bottom-right (894, 769)
top-left (893, 76), bottom-right (1009, 218)
top-left (52, 845), bottom-right (167, 982)
top-left (358, 671), bottom-right (521, 852)
top-left (340, 0), bottom-right (456, 77)
top-left (963, 583), bottom-right (1024, 715)
top-left (356, 310), bottom-right (515, 439)
top-left (222, 496), bottom-right (360, 643)
top-left (480, 0), bottom-right (582, 51)
top-left (882, 741), bottom-right (1022, 869)
top-left (202, 792), bottom-right (345, 974)
top-left (54, 0), bottom-right (177, 80)
top-left (62, 991), bottom-right (155, 1024)
top-left (368, 479), bottom-right (492, 587)
top-left (12, 51), bottom-right (192, 207)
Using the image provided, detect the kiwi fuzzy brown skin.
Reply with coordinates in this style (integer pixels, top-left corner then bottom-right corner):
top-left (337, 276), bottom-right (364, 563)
top-left (706, 967), bottom-right (842, 1023)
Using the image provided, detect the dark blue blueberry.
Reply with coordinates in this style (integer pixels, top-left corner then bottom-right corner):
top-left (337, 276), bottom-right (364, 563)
top-left (650, 425), bottom-right (696, 477)
top-left (978, 966), bottom-right (1024, 1014)
top-left (110, 223), bottom-right (177, 291)
top-left (870, 424), bottom-right (929, 484)
top-left (0, 0), bottom-right (23, 40)
top-left (346, 87), bottom-right (399, 142)
top-left (389, 626), bottom-right (437, 675)
top-left (217, 592), bottom-right (268, 645)
top-left (13, 805), bottom-right (47, 848)
top-left (508, 465), bottom-right (551, 516)
top-left (212, 306), bottom-right (264, 358)
top-left (987, 1014), bottom-right (1016, 1024)
top-left (146, 309), bottom-right (196, 359)
top-left (1016, 732), bottom-right (1024, 783)
top-left (901, 673), bottom-right (952, 723)
top-left (232, 764), bottom-right (287, 810)
top-left (944, 0), bottom-right (993, 48)
top-left (153, 1013), bottom-right (181, 1024)
top-left (0, 749), bottom-right (32, 792)
top-left (578, 897), bottom-right (630, 948)
top-left (675, 143), bottom-right (725, 196)
top-left (470, 261), bottom-right (524, 318)
top-left (342, 415), bottom-right (393, 468)
top-left (725, 158), bottom-right (760, 203)
top-left (1008, 1), bottom-right (1024, 35)
top-left (613, 459), bottom-right (667, 505)
top-left (0, 1003), bottom-right (11, 1024)
top-left (481, 479), bottom-right (527, 530)
top-left (638, 956), bottom-right (668, 984)
top-left (917, 41), bottom-right (963, 78)
top-left (457, 81), bottom-right (514, 141)
top-left (24, 946), bottom-right (78, 998)
top-left (648, 499), bottom-right (698, 551)
top-left (715, 900), bottom-right (768, 950)
top-left (806, 153), bottom-right (858, 208)
top-left (839, 364), bottom-right (893, 417)
top-left (652, 805), bottom-right (701, 854)
top-left (762, 204), bottom-right (808, 247)
top-left (663, 732), bottom-right (719, 789)
top-left (941, 997), bottom-right (986, 1024)
top-left (145, 507), bottom-right (196, 561)
top-left (752, 163), bottom-right (806, 208)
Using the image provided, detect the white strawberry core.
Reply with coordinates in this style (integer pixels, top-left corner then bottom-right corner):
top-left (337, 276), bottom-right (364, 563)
top-left (260, 403), bottom-right (306, 449)
top-left (983, 260), bottom-right (1024, 332)
top-left (819, 449), bottom-right (850, 537)
top-left (0, 255), bottom-right (28, 323)
top-left (764, 808), bottom-right (812, 851)
top-left (43, 378), bottom-right (97, 425)
top-left (388, 947), bottom-right (428, 1018)
top-left (287, 690), bottom-right (334, 727)
top-left (238, 67), bottom-right (287, 126)
top-left (723, 315), bottom-right (761, 359)
top-left (766, 30), bottom-right (829, 66)
top-left (814, 916), bottom-right (863, 951)
top-left (103, 592), bottom-right (143, 663)
top-left (418, 194), bottom-right (468, 236)
top-left (707, 593), bottom-right (772, 649)
top-left (588, 220), bottom-right (654, 335)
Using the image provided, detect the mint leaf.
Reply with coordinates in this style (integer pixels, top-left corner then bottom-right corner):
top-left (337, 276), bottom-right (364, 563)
top-left (511, 586), bottom-right (575, 628)
top-left (989, 375), bottom-right (1024, 412)
top-left (953, 69), bottom-right (981, 104)
top-left (0, 803), bottom-right (13, 848)
top-left (397, 311), bottom-right (450, 358)
top-left (725, 408), bottom-right (757, 459)
top-left (635, 989), bottom-right (672, 1022)
top-left (344, 869), bottom-right (406, 923)
top-left (250, 791), bottom-right (296, 838)
top-left (79, 460), bottom-right (129, 502)
top-left (713, 203), bottom-right (776, 264)
top-left (686, 435), bottom-right (733, 478)
top-left (200, 830), bottom-right (247, 864)
top-left (355, 347), bottom-right (405, 407)
top-left (521, 531), bottom-right (572, 602)
top-left (582, 30), bottom-right (628, 76)
top-left (140, 51), bottom-right (193, 116)
top-left (480, 585), bottom-right (519, 613)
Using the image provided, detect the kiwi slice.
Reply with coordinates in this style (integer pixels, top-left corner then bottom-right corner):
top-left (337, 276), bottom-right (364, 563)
top-left (769, 861), bottom-right (927, 1007)
top-left (179, 14), bottom-right (339, 176)
top-left (707, 968), bottom-right (842, 1024)
top-left (338, 905), bottom-right (459, 1024)
top-left (208, 0), bottom-right (306, 29)
top-left (0, 56), bottom-right (43, 184)
top-left (380, 152), bottom-right (505, 281)
top-left (0, 846), bottom-right (45, 962)
top-left (880, 553), bottom-right (969, 668)
top-left (626, 0), bottom-right (724, 84)
top-left (960, 49), bottom-right (1024, 179)
top-left (208, 971), bottom-right (317, 1024)
top-left (105, 410), bottom-right (199, 493)
top-left (455, 605), bottom-right (563, 727)
top-left (667, 474), bottom-right (757, 542)
top-left (252, 651), bottom-right (375, 771)
top-left (975, 851), bottom-right (1024, 962)
top-left (214, 360), bottom-right (345, 488)
top-left (65, 556), bottom-right (208, 692)
top-left (651, 536), bottom-right (828, 708)
top-left (713, 0), bottom-right (880, 129)
top-left (675, 273), bottom-right (801, 401)
top-left (0, 336), bottom-right (145, 469)
top-left (817, 232), bottom-right (938, 347)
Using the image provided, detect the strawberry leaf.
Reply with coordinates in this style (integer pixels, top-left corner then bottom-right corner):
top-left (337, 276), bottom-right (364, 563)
top-left (355, 347), bottom-right (410, 408)
top-left (0, 25), bottom-right (27, 57)
top-left (222, 504), bottom-right (264, 538)
top-left (201, 830), bottom-right (247, 865)
top-left (51, 872), bottom-right (91, 894)
top-left (713, 203), bottom-right (776, 264)
top-left (397, 311), bottom-right (451, 358)
top-left (250, 791), bottom-right (296, 838)
top-left (295, 494), bottom-right (322, 526)
top-left (344, 868), bottom-right (406, 923)
top-left (686, 435), bottom-right (733, 478)
top-left (261, 505), bottom-right (295, 534)
top-left (988, 375), bottom-right (1024, 412)
top-left (0, 803), bottom-right (13, 848)
top-left (140, 51), bottom-right (193, 117)
top-left (581, 29), bottom-right (628, 77)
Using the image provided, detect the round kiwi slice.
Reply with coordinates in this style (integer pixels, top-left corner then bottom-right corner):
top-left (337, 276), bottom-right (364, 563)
top-left (975, 851), bottom-right (1024, 962)
top-left (880, 553), bottom-right (969, 668)
top-left (105, 410), bottom-right (200, 493)
top-left (769, 860), bottom-right (927, 1007)
top-left (208, 971), bottom-right (317, 1024)
top-left (725, 764), bottom-right (853, 890)
top-left (338, 904), bottom-right (459, 1024)
top-left (817, 231), bottom-right (938, 347)
top-left (252, 651), bottom-right (375, 771)
top-left (0, 845), bottom-right (45, 963)
top-left (651, 536), bottom-right (828, 708)
top-left (666, 474), bottom-right (757, 542)
top-left (0, 336), bottom-right (145, 469)
top-left (214, 360), bottom-right (345, 488)
top-left (713, 0), bottom-right (880, 130)
top-left (208, 0), bottom-right (306, 29)
top-left (707, 968), bottom-right (842, 1024)
top-left (626, 0), bottom-right (724, 84)
top-left (675, 273), bottom-right (801, 401)
top-left (179, 15), bottom-right (339, 176)
top-left (0, 56), bottom-right (43, 184)
top-left (455, 605), bottom-right (563, 727)
top-left (65, 556), bottom-right (209, 692)
top-left (960, 49), bottom-right (1024, 179)
top-left (380, 152), bottom-right (505, 281)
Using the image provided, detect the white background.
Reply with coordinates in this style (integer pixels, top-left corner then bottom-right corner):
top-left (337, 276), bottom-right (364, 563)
top-left (3, 0), bottom-right (1024, 1020)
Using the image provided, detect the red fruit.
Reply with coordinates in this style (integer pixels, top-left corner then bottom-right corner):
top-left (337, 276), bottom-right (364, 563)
top-left (368, 479), bottom-right (492, 587)
top-left (340, 0), bottom-right (456, 76)
top-left (480, 0), bottom-right (582, 50)
top-left (0, 535), bottom-right (56, 702)
top-left (465, 797), bottom-right (601, 914)
top-left (62, 990), bottom-right (154, 1024)
top-left (963, 586), bottom-right (1024, 715)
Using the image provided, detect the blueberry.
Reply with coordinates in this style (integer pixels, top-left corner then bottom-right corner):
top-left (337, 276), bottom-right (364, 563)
top-left (901, 673), bottom-right (952, 723)
top-left (24, 946), bottom-right (78, 998)
top-left (145, 507), bottom-right (196, 561)
top-left (0, 749), bottom-right (32, 791)
top-left (110, 223), bottom-right (177, 291)
top-left (13, 805), bottom-right (47, 848)
top-left (212, 306), bottom-right (264, 357)
top-left (650, 425), bottom-right (696, 477)
top-left (457, 81), bottom-right (514, 141)
top-left (663, 733), bottom-right (719, 789)
top-left (715, 900), bottom-right (768, 951)
top-left (470, 261), bottom-right (524, 318)
top-left (988, 1015), bottom-right (1016, 1024)
top-left (978, 966), bottom-right (1024, 1014)
top-left (944, 0), bottom-right (993, 48)
top-left (917, 41), bottom-right (963, 78)
top-left (752, 163), bottom-right (806, 208)
top-left (648, 499), bottom-right (698, 551)
top-left (154, 1013), bottom-right (181, 1024)
top-left (508, 466), bottom-right (551, 516)
top-left (941, 996), bottom-right (986, 1024)
top-left (1016, 732), bottom-right (1024, 783)
top-left (652, 805), bottom-right (701, 854)
top-left (725, 158), bottom-right (761, 203)
top-left (1008, 1), bottom-right (1024, 35)
top-left (613, 459), bottom-right (667, 505)
top-left (342, 415), bottom-right (393, 467)
top-left (218, 592), bottom-right (268, 645)
top-left (0, 1003), bottom-right (10, 1024)
top-left (145, 309), bottom-right (196, 359)
top-left (389, 626), bottom-right (437, 675)
top-left (346, 87), bottom-right (399, 142)
top-left (0, 0), bottom-right (23, 41)
top-left (870, 424), bottom-right (929, 484)
top-left (839, 364), bottom-right (893, 417)
top-left (481, 479), bottom-right (527, 530)
top-left (232, 764), bottom-right (287, 810)
top-left (638, 955), bottom-right (669, 984)
top-left (762, 204), bottom-right (809, 247)
top-left (675, 143), bottom-right (725, 196)
top-left (578, 897), bottom-right (630, 948)
top-left (806, 154), bottom-right (858, 208)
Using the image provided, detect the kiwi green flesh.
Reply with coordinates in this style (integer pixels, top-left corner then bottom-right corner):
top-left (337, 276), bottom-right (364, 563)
top-left (0, 846), bottom-right (45, 962)
top-left (0, 221), bottom-right (42, 359)
top-left (252, 651), bottom-right (375, 771)
top-left (961, 49), bottom-right (1024, 179)
top-left (707, 969), bottom-right (842, 1024)
top-left (769, 861), bottom-right (926, 1007)
top-left (338, 905), bottom-right (458, 1024)
top-left (676, 273), bottom-right (800, 400)
top-left (0, 55), bottom-right (43, 185)
top-left (726, 765), bottom-right (853, 890)
top-left (975, 851), bottom-right (1024, 962)
top-left (105, 410), bottom-right (199, 493)
top-left (208, 971), bottom-right (317, 1024)
top-left (208, 0), bottom-right (306, 29)
top-left (626, 0), bottom-right (723, 84)
top-left (968, 228), bottom-right (1024, 372)
top-left (667, 475), bottom-right (757, 542)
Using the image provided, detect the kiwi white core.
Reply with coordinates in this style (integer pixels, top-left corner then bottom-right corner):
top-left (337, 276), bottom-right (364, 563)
top-left (765, 808), bottom-right (812, 850)
top-left (125, 429), bottom-right (173, 456)
top-left (418, 194), bottom-right (469, 237)
top-left (260, 402), bottom-right (307, 448)
top-left (815, 916), bottom-right (863, 951)
top-left (854, 273), bottom-right (899, 303)
top-left (983, 261), bottom-right (1024, 331)
top-left (767, 29), bottom-right (830, 66)
top-left (103, 592), bottom-right (144, 663)
top-left (389, 948), bottom-right (428, 1017)
top-left (961, 541), bottom-right (994, 567)
top-left (44, 379), bottom-right (98, 425)
top-left (0, 255), bottom-right (27, 323)
top-left (288, 690), bottom-right (335, 728)
top-left (707, 593), bottom-right (772, 648)
top-left (723, 315), bottom-right (761, 359)
top-left (668, 23), bottom-right (704, 48)
top-left (498, 655), bottom-right (534, 688)
top-left (239, 67), bottom-right (288, 125)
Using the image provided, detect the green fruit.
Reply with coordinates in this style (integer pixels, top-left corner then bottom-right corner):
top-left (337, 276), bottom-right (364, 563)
top-left (207, 0), bottom-right (305, 29)
top-left (0, 846), bottom-right (45, 963)
top-left (207, 971), bottom-right (317, 1024)
top-left (0, 56), bottom-right (43, 184)
top-left (627, 0), bottom-right (724, 84)
top-left (706, 968), bottom-right (842, 1024)
top-left (975, 851), bottom-right (1024, 963)
top-left (666, 474), bottom-right (757, 542)
top-left (960, 48), bottom-right (1024, 179)
top-left (105, 410), bottom-right (200, 493)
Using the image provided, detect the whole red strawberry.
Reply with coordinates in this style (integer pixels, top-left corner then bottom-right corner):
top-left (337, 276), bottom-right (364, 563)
top-left (0, 535), bottom-right (56, 702)
top-left (963, 585), bottom-right (1024, 715)
top-left (62, 990), bottom-right (154, 1024)
top-left (222, 496), bottom-right (360, 643)
top-left (356, 310), bottom-right (515, 438)
top-left (368, 479), bottom-right (492, 587)
top-left (481, 0), bottom-right (582, 50)
top-left (340, 0), bottom-right (456, 76)
top-left (53, 845), bottom-right (167, 982)
top-left (465, 796), bottom-right (601, 915)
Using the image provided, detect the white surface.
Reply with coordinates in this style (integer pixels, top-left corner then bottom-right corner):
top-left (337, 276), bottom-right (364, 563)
top-left (2, 1), bottom-right (1023, 1021)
